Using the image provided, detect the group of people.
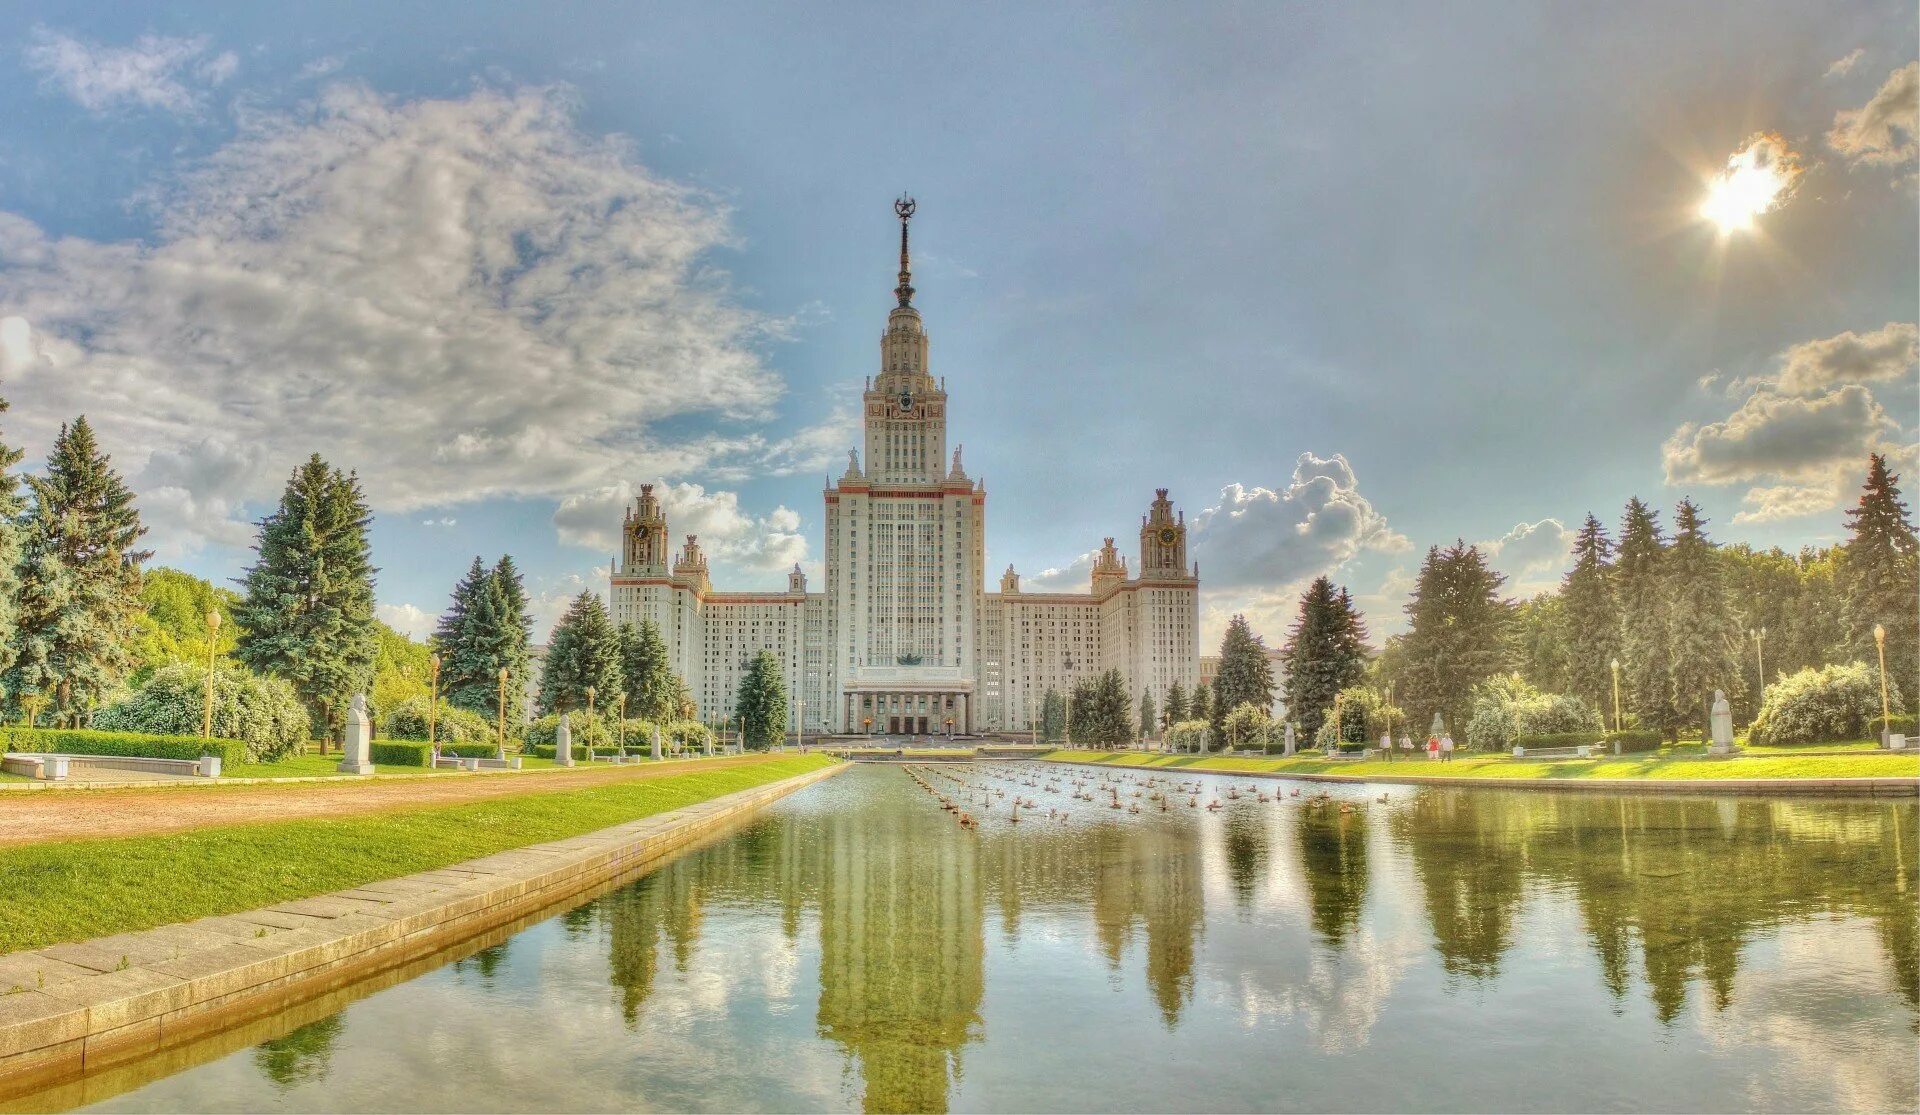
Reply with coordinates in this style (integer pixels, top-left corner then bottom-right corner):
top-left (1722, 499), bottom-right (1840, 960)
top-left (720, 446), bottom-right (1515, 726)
top-left (1378, 731), bottom-right (1456, 761)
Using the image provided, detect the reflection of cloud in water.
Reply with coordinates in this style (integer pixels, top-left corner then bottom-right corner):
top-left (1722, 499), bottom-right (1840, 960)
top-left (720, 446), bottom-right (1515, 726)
top-left (1222, 928), bottom-right (1422, 1053)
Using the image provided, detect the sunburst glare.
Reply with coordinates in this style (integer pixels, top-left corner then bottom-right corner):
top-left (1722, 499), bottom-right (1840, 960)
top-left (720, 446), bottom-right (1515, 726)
top-left (1700, 132), bottom-right (1804, 234)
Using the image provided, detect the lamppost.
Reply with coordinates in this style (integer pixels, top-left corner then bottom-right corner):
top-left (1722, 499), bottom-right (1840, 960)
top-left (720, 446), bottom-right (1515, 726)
top-left (428, 654), bottom-right (441, 750)
top-left (617, 692), bottom-right (628, 754)
top-left (797, 696), bottom-right (805, 752)
top-left (1384, 683), bottom-right (1395, 762)
top-left (1610, 657), bottom-right (1622, 734)
top-left (586, 686), bottom-right (597, 756)
top-left (1331, 690), bottom-right (1344, 753)
top-left (496, 666), bottom-right (508, 759)
top-left (1874, 623), bottom-right (1891, 744)
top-left (202, 611), bottom-right (222, 739)
top-left (1750, 627), bottom-right (1767, 723)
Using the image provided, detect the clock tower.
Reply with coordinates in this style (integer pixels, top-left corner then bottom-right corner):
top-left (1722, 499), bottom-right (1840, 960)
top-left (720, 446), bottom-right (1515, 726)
top-left (863, 195), bottom-right (947, 484)
top-left (1139, 488), bottom-right (1189, 578)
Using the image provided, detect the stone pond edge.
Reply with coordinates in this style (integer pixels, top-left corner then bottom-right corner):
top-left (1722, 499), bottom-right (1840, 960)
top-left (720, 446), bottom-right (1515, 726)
top-left (0, 758), bottom-right (850, 1097)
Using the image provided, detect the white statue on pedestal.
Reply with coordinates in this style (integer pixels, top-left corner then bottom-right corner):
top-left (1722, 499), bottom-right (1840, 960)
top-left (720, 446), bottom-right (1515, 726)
top-left (556, 713), bottom-right (575, 767)
top-left (338, 693), bottom-right (375, 775)
top-left (1709, 690), bottom-right (1734, 755)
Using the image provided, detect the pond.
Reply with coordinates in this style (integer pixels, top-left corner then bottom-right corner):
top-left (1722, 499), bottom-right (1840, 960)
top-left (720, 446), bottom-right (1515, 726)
top-left (32, 764), bottom-right (1920, 1113)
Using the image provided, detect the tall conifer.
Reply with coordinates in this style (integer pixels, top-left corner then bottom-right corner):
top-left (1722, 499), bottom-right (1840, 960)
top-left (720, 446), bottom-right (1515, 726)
top-left (1841, 454), bottom-right (1919, 696)
top-left (538, 591), bottom-right (623, 714)
top-left (1663, 499), bottom-right (1745, 735)
top-left (1282, 576), bottom-right (1371, 740)
top-left (1560, 513), bottom-right (1619, 715)
top-left (1616, 497), bottom-right (1675, 737)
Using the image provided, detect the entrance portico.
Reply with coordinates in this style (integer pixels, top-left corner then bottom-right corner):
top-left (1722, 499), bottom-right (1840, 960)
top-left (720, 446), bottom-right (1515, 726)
top-left (843, 669), bottom-right (973, 735)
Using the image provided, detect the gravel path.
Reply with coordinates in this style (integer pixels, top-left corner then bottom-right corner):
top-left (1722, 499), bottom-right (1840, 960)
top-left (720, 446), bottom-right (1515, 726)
top-left (0, 756), bottom-right (776, 848)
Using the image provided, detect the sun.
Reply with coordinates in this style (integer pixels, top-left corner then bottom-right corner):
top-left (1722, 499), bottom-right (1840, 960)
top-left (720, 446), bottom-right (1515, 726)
top-left (1699, 132), bottom-right (1803, 235)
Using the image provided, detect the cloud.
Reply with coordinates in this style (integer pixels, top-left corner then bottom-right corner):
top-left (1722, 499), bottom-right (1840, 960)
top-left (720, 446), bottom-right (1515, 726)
top-left (0, 85), bottom-right (785, 553)
top-left (1775, 322), bottom-right (1917, 395)
top-left (1478, 518), bottom-right (1574, 596)
top-left (1825, 49), bottom-right (1865, 79)
top-left (552, 480), bottom-right (806, 574)
top-left (376, 602), bottom-right (435, 640)
top-left (1024, 549), bottom-right (1099, 594)
top-left (1828, 61), bottom-right (1918, 166)
top-left (23, 27), bottom-right (232, 115)
top-left (421, 517), bottom-right (456, 528)
top-left (1731, 483), bottom-right (1839, 525)
top-left (1663, 384), bottom-right (1895, 486)
top-left (1188, 452), bottom-right (1406, 590)
top-left (1699, 132), bottom-right (1804, 231)
top-left (134, 437), bottom-right (263, 558)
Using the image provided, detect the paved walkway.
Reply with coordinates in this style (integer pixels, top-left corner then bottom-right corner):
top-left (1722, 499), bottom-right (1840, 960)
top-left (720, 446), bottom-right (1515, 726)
top-left (0, 756), bottom-right (773, 848)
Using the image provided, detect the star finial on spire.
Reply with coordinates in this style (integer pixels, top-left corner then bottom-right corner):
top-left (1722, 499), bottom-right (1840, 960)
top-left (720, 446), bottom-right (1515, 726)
top-left (893, 194), bottom-right (916, 308)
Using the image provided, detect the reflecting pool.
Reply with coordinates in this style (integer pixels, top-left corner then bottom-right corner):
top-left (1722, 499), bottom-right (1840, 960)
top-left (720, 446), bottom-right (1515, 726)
top-left (35, 764), bottom-right (1920, 1112)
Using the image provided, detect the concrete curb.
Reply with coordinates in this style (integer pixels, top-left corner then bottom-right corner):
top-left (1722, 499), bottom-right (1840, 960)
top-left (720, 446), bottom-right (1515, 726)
top-left (0, 754), bottom-right (749, 792)
top-left (1034, 757), bottom-right (1918, 797)
top-left (0, 760), bottom-right (847, 1098)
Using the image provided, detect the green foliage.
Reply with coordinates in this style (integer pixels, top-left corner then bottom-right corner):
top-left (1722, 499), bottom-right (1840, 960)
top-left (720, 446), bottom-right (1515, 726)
top-left (436, 742), bottom-right (502, 759)
top-left (1161, 682), bottom-right (1188, 730)
top-left (1841, 454), bottom-right (1919, 699)
top-left (94, 662), bottom-right (309, 762)
top-left (368, 740), bottom-right (433, 767)
top-left (1039, 688), bottom-right (1067, 742)
top-left (1395, 541), bottom-right (1513, 735)
top-left (0, 726), bottom-right (244, 766)
top-left (526, 711), bottom-right (616, 751)
top-left (1463, 674), bottom-right (1602, 752)
top-left (370, 620), bottom-right (432, 714)
top-left (129, 568), bottom-right (239, 682)
top-left (434, 555), bottom-right (534, 727)
top-left (380, 695), bottom-right (496, 748)
top-left (1282, 577), bottom-right (1371, 740)
top-left (0, 390), bottom-right (24, 692)
top-left (1138, 691), bottom-right (1156, 740)
top-left (1164, 719), bottom-right (1210, 753)
top-left (620, 619), bottom-right (678, 723)
top-left (1068, 669), bottom-right (1133, 748)
top-left (734, 650), bottom-right (788, 750)
top-left (1213, 614), bottom-right (1277, 730)
top-left (7, 417), bottom-right (150, 724)
top-left (539, 591), bottom-right (622, 715)
top-left (1220, 703), bottom-right (1277, 749)
top-left (1749, 662), bottom-right (1907, 746)
top-left (1662, 500), bottom-right (1746, 738)
top-left (1558, 513), bottom-right (1619, 714)
top-left (666, 720), bottom-right (713, 751)
top-left (1312, 685), bottom-right (1406, 748)
top-left (1616, 497), bottom-right (1678, 740)
top-left (233, 455), bottom-right (378, 742)
top-left (1189, 682), bottom-right (1211, 725)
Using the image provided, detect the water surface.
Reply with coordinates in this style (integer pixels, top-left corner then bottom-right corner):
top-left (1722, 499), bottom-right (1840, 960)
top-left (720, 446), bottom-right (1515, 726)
top-left (48, 765), bottom-right (1920, 1112)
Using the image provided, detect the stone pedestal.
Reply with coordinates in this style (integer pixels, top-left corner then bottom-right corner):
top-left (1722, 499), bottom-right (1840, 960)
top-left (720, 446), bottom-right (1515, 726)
top-left (556, 714), bottom-right (575, 767)
top-left (1708, 690), bottom-right (1735, 756)
top-left (704, 731), bottom-right (714, 758)
top-left (338, 693), bottom-right (375, 774)
top-left (651, 725), bottom-right (663, 762)
top-left (1283, 722), bottom-right (1296, 757)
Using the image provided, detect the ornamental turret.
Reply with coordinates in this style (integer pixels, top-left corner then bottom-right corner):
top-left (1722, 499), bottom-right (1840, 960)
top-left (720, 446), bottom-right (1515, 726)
top-left (622, 483), bottom-right (669, 574)
top-left (1092, 537), bottom-right (1127, 596)
top-left (1139, 488), bottom-right (1188, 579)
top-left (673, 534), bottom-right (711, 595)
top-left (863, 196), bottom-right (947, 484)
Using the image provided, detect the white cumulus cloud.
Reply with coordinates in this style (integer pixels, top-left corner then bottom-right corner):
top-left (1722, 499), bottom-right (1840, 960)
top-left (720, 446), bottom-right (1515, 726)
top-left (1828, 61), bottom-right (1919, 167)
top-left (1189, 452), bottom-right (1406, 590)
top-left (552, 480), bottom-right (807, 575)
top-left (24, 27), bottom-right (233, 115)
top-left (376, 602), bottom-right (436, 640)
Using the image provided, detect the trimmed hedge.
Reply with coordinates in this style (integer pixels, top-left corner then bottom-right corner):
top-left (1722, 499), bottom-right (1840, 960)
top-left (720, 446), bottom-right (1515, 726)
top-left (1883, 714), bottom-right (1918, 738)
top-left (437, 742), bottom-right (501, 759)
top-left (526, 744), bottom-right (593, 761)
top-left (0, 727), bottom-right (246, 766)
top-left (368, 740), bottom-right (433, 767)
top-left (1512, 730), bottom-right (1662, 753)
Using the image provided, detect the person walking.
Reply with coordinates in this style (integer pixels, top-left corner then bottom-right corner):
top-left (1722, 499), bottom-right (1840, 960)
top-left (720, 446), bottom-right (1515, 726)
top-left (1380, 731), bottom-right (1394, 762)
top-left (1440, 734), bottom-right (1455, 763)
top-left (1427, 735), bottom-right (1440, 761)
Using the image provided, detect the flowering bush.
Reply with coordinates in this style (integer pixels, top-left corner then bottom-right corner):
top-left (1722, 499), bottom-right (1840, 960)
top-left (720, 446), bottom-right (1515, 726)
top-left (1313, 686), bottom-right (1407, 749)
top-left (96, 662), bottom-right (309, 762)
top-left (1221, 703), bottom-right (1277, 749)
top-left (381, 696), bottom-right (495, 747)
top-left (1464, 674), bottom-right (1600, 752)
top-left (1750, 662), bottom-right (1906, 746)
top-left (1164, 719), bottom-right (1211, 753)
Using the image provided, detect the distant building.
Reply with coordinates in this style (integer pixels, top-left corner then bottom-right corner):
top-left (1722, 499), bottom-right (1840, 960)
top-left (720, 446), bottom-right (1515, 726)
top-left (1198, 647), bottom-right (1289, 718)
top-left (608, 200), bottom-right (1200, 734)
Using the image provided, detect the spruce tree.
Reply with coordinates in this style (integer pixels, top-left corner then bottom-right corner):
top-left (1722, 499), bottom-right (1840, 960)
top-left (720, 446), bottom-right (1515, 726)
top-left (0, 391), bottom-right (23, 687)
top-left (1663, 499), bottom-right (1745, 737)
top-left (1282, 576), bottom-right (1371, 740)
top-left (1039, 687), bottom-right (1067, 742)
top-left (434, 557), bottom-right (491, 710)
top-left (538, 591), bottom-right (623, 715)
top-left (1841, 454), bottom-right (1919, 697)
top-left (1616, 497), bottom-right (1676, 738)
top-left (1162, 681), bottom-right (1189, 729)
top-left (1560, 513), bottom-right (1619, 715)
top-left (620, 617), bottom-right (677, 722)
top-left (1398, 541), bottom-right (1513, 733)
top-left (1067, 676), bottom-right (1098, 745)
top-left (1212, 614), bottom-right (1276, 727)
top-left (489, 555), bottom-right (534, 727)
top-left (1190, 681), bottom-right (1211, 726)
top-left (733, 649), bottom-right (788, 750)
top-left (233, 455), bottom-right (377, 743)
top-left (1138, 690), bottom-right (1156, 741)
top-left (8, 417), bottom-right (150, 724)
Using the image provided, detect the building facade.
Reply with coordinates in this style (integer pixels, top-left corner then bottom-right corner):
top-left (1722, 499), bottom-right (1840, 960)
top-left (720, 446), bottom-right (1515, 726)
top-left (610, 200), bottom-right (1199, 734)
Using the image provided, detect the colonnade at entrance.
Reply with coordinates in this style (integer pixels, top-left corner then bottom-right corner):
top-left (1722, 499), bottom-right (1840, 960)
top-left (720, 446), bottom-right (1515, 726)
top-left (843, 690), bottom-right (971, 736)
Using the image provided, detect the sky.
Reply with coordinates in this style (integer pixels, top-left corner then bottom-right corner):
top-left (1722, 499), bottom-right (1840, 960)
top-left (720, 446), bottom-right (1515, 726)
top-left (0, 2), bottom-right (1914, 648)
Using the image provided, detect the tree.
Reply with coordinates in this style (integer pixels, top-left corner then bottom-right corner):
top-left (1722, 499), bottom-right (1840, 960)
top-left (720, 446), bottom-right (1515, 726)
top-left (489, 555), bottom-right (535, 726)
top-left (1282, 577), bottom-right (1371, 741)
top-left (1559, 513), bottom-right (1620, 715)
top-left (233, 455), bottom-right (377, 744)
top-left (1067, 676), bottom-right (1098, 745)
top-left (1213, 615), bottom-right (1276, 729)
top-left (733, 649), bottom-right (788, 750)
top-left (0, 390), bottom-right (25, 688)
top-left (129, 568), bottom-right (239, 681)
top-left (1190, 682), bottom-right (1212, 726)
top-left (7, 417), bottom-right (150, 724)
top-left (1221, 703), bottom-right (1276, 750)
top-left (621, 618), bottom-right (677, 723)
top-left (1039, 688), bottom-right (1067, 742)
top-left (1615, 498), bottom-right (1676, 738)
top-left (539, 591), bottom-right (623, 715)
top-left (1138, 691), bottom-right (1156, 742)
top-left (1663, 500), bottom-right (1745, 738)
top-left (1071, 669), bottom-right (1133, 748)
top-left (1510, 594), bottom-right (1573, 696)
top-left (1841, 454), bottom-right (1919, 697)
top-left (435, 556), bottom-right (534, 729)
top-left (1398, 541), bottom-right (1513, 734)
top-left (1162, 681), bottom-right (1189, 730)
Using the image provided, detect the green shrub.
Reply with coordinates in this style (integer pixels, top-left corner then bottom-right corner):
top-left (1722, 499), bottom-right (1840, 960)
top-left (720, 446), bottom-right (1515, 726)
top-left (1220, 704), bottom-right (1277, 749)
top-left (369, 740), bottom-right (433, 767)
top-left (666, 720), bottom-right (713, 750)
top-left (1311, 686), bottom-right (1408, 748)
top-left (1511, 730), bottom-right (1661, 753)
top-left (93, 662), bottom-right (308, 762)
top-left (437, 742), bottom-right (501, 759)
top-left (0, 727), bottom-right (245, 767)
top-left (526, 744), bottom-right (592, 761)
top-left (1751, 662), bottom-right (1907, 746)
top-left (525, 712), bottom-right (620, 751)
top-left (1883, 713), bottom-right (1918, 738)
top-left (380, 697), bottom-right (496, 748)
top-left (1164, 719), bottom-right (1210, 753)
top-left (1465, 675), bottom-right (1602, 752)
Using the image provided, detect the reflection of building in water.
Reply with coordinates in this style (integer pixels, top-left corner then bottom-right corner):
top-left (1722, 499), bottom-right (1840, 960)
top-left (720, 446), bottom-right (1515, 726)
top-left (1294, 807), bottom-right (1370, 948)
top-left (815, 791), bottom-right (985, 1114)
top-left (1088, 825), bottom-right (1207, 1028)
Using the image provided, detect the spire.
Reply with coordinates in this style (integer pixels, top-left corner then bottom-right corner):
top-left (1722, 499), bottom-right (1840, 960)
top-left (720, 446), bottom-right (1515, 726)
top-left (893, 194), bottom-right (916, 307)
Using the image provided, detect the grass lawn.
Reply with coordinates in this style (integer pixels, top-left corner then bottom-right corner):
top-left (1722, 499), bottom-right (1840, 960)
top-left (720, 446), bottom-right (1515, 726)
top-left (0, 753), bottom-right (836, 955)
top-left (1039, 748), bottom-right (1920, 782)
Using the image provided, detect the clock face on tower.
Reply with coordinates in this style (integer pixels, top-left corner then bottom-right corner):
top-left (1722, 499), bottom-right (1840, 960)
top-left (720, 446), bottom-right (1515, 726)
top-left (1158, 526), bottom-right (1180, 547)
top-left (899, 391), bottom-right (913, 413)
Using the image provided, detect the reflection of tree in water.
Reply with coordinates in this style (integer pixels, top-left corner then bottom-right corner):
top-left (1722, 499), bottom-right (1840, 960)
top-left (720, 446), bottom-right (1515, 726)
top-left (452, 942), bottom-right (509, 984)
top-left (1084, 825), bottom-right (1206, 1029)
top-left (1222, 808), bottom-right (1269, 909)
top-left (253, 1014), bottom-right (343, 1090)
top-left (814, 787), bottom-right (984, 1114)
top-left (1395, 792), bottom-right (1919, 1019)
top-left (1294, 806), bottom-right (1369, 948)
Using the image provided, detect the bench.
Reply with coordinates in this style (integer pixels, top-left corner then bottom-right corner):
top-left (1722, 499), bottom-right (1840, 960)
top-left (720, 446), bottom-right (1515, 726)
top-left (431, 753), bottom-right (521, 771)
top-left (1322, 748), bottom-right (1372, 762)
top-left (1511, 743), bottom-right (1599, 759)
top-left (0, 752), bottom-right (221, 781)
